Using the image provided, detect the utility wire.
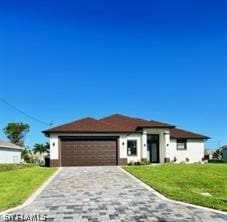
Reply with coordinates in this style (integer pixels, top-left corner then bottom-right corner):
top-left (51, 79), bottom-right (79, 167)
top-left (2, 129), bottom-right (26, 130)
top-left (0, 96), bottom-right (53, 126)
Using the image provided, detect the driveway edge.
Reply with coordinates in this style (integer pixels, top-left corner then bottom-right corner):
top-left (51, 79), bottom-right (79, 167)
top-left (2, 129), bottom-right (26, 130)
top-left (120, 166), bottom-right (227, 216)
top-left (0, 167), bottom-right (61, 216)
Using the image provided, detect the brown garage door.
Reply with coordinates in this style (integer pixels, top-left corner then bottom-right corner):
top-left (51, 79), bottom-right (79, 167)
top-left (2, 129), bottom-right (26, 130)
top-left (61, 139), bottom-right (117, 166)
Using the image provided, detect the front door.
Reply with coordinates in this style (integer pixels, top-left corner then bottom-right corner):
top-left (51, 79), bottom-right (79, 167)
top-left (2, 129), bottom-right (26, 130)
top-left (147, 134), bottom-right (160, 163)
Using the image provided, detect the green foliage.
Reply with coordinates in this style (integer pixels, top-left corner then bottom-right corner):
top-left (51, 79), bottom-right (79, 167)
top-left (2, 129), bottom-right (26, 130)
top-left (127, 159), bottom-right (150, 166)
top-left (33, 142), bottom-right (49, 154)
top-left (208, 159), bottom-right (224, 163)
top-left (124, 164), bottom-right (227, 211)
top-left (21, 148), bottom-right (34, 163)
top-left (3, 122), bottom-right (29, 146)
top-left (213, 148), bottom-right (223, 160)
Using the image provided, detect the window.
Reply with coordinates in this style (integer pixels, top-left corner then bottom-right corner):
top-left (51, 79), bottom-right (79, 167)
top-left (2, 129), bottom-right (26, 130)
top-left (127, 140), bottom-right (137, 156)
top-left (177, 139), bottom-right (187, 150)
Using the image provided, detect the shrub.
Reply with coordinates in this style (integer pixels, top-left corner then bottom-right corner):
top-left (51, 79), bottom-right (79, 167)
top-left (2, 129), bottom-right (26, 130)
top-left (208, 159), bottom-right (224, 163)
top-left (141, 159), bottom-right (150, 165)
top-left (134, 161), bottom-right (141, 165)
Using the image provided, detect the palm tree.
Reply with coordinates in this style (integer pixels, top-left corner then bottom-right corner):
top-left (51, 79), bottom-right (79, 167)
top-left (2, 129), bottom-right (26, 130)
top-left (213, 148), bottom-right (223, 160)
top-left (33, 142), bottom-right (49, 154)
top-left (33, 142), bottom-right (49, 164)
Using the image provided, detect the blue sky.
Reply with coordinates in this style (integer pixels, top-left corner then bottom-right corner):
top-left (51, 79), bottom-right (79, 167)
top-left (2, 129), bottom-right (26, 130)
top-left (0, 0), bottom-right (226, 149)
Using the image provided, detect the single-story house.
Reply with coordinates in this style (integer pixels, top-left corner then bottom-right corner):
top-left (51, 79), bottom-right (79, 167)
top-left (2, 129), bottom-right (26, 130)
top-left (43, 114), bottom-right (210, 166)
top-left (0, 139), bottom-right (24, 163)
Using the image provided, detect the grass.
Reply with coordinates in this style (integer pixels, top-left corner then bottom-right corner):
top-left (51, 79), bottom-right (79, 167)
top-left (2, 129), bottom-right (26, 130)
top-left (0, 164), bottom-right (56, 211)
top-left (124, 164), bottom-right (227, 211)
top-left (0, 163), bottom-right (36, 172)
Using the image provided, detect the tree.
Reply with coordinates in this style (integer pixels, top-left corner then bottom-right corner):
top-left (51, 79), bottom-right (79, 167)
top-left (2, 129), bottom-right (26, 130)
top-left (33, 142), bottom-right (49, 154)
top-left (3, 122), bottom-right (29, 146)
top-left (21, 147), bottom-right (34, 163)
top-left (33, 142), bottom-right (49, 165)
top-left (213, 148), bottom-right (223, 160)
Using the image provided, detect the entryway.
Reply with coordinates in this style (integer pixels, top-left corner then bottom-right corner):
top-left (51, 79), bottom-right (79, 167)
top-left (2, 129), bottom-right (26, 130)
top-left (147, 134), bottom-right (160, 163)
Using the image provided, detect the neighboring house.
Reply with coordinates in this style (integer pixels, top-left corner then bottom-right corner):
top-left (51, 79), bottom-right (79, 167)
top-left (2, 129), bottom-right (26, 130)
top-left (0, 139), bottom-right (24, 163)
top-left (43, 114), bottom-right (210, 166)
top-left (221, 145), bottom-right (227, 162)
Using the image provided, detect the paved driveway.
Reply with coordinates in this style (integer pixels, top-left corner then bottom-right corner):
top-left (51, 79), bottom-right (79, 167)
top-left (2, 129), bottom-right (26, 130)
top-left (12, 167), bottom-right (227, 221)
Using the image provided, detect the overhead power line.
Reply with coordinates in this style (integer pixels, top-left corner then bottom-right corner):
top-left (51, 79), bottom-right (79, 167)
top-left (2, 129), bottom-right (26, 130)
top-left (0, 96), bottom-right (52, 126)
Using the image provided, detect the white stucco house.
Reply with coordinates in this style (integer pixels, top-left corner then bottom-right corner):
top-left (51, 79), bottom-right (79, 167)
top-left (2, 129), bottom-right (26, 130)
top-left (0, 139), bottom-right (23, 163)
top-left (43, 114), bottom-right (210, 166)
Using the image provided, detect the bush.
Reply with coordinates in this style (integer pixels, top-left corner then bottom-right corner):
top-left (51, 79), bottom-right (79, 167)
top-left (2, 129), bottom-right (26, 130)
top-left (0, 164), bottom-right (36, 172)
top-left (21, 148), bottom-right (35, 163)
top-left (127, 160), bottom-right (150, 166)
top-left (208, 159), bottom-right (224, 163)
top-left (134, 161), bottom-right (141, 165)
top-left (141, 159), bottom-right (150, 165)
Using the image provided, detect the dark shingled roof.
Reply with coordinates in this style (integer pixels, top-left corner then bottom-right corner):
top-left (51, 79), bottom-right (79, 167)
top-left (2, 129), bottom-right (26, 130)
top-left (43, 117), bottom-right (124, 133)
top-left (170, 128), bottom-right (210, 139)
top-left (43, 114), bottom-right (209, 140)
top-left (100, 114), bottom-right (175, 131)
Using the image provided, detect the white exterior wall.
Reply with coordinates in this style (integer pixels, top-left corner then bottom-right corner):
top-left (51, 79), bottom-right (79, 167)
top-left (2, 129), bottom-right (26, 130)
top-left (123, 134), bottom-right (142, 163)
top-left (0, 147), bottom-right (22, 163)
top-left (50, 135), bottom-right (59, 160)
top-left (169, 139), bottom-right (204, 163)
top-left (119, 135), bottom-right (127, 158)
top-left (141, 132), bottom-right (147, 159)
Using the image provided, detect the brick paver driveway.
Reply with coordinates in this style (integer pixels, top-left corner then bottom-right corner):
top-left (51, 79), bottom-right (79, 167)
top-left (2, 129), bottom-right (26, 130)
top-left (12, 167), bottom-right (227, 221)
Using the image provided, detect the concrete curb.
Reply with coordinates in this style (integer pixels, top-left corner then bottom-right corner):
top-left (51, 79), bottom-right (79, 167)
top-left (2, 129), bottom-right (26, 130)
top-left (0, 167), bottom-right (61, 216)
top-left (120, 166), bottom-right (227, 216)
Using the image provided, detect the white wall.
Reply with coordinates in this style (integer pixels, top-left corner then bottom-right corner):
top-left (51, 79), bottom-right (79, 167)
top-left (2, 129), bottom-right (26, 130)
top-left (119, 135), bottom-right (127, 158)
top-left (168, 139), bottom-right (204, 163)
top-left (120, 134), bottom-right (142, 163)
top-left (50, 135), bottom-right (59, 160)
top-left (0, 147), bottom-right (22, 163)
top-left (141, 132), bottom-right (147, 159)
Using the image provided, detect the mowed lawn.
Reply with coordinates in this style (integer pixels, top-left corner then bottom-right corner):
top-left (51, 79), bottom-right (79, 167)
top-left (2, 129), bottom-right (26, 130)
top-left (0, 164), bottom-right (56, 211)
top-left (124, 164), bottom-right (227, 211)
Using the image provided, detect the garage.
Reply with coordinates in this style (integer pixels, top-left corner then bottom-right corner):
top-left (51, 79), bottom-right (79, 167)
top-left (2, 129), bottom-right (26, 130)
top-left (61, 138), bottom-right (118, 166)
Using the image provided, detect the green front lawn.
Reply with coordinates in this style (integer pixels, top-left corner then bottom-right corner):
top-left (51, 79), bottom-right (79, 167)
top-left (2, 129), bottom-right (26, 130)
top-left (0, 165), bottom-right (56, 211)
top-left (124, 164), bottom-right (227, 211)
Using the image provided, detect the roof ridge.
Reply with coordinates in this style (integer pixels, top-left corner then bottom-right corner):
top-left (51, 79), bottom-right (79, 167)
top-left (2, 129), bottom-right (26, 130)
top-left (102, 113), bottom-right (151, 122)
top-left (43, 117), bottom-right (96, 131)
